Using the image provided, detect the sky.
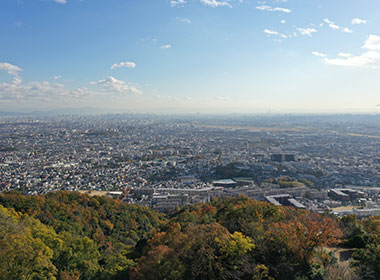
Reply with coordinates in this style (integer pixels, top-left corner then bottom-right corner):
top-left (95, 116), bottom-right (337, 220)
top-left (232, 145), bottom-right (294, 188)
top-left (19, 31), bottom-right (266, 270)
top-left (1, 0), bottom-right (380, 114)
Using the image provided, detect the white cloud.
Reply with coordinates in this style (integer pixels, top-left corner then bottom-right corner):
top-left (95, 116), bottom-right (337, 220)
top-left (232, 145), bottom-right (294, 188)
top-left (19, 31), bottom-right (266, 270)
top-left (323, 18), bottom-right (339, 30)
top-left (177, 17), bottom-right (191, 24)
top-left (170, 0), bottom-right (186, 7)
top-left (201, 0), bottom-right (232, 8)
top-left (161, 44), bottom-right (172, 49)
top-left (323, 18), bottom-right (352, 33)
top-left (264, 29), bottom-right (288, 39)
top-left (0, 66), bottom-right (87, 103)
top-left (342, 27), bottom-right (353, 33)
top-left (53, 75), bottom-right (62, 80)
top-left (111, 61), bottom-right (136, 70)
top-left (0, 62), bottom-right (23, 76)
top-left (256, 5), bottom-right (291, 13)
top-left (352, 18), bottom-right (367, 25)
top-left (90, 76), bottom-right (142, 95)
top-left (297, 28), bottom-right (317, 37)
top-left (11, 76), bottom-right (23, 85)
top-left (281, 20), bottom-right (286, 24)
top-left (322, 34), bottom-right (380, 68)
top-left (264, 29), bottom-right (278, 35)
top-left (54, 0), bottom-right (67, 4)
top-left (362, 34), bottom-right (380, 50)
top-left (312, 51), bottom-right (327, 57)
top-left (71, 87), bottom-right (92, 97)
top-left (0, 79), bottom-right (70, 102)
top-left (0, 67), bottom-right (141, 104)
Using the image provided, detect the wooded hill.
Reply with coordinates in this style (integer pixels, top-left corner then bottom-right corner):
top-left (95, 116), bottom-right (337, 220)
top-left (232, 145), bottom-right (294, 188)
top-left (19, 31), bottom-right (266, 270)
top-left (0, 191), bottom-right (379, 280)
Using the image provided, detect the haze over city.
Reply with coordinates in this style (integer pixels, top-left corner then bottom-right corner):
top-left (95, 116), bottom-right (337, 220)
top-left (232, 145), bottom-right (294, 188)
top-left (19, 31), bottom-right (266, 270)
top-left (1, 0), bottom-right (380, 113)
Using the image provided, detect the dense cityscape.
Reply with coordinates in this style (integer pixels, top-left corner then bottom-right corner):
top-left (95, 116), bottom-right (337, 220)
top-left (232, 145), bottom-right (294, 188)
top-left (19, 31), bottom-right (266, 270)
top-left (2, 113), bottom-right (380, 217)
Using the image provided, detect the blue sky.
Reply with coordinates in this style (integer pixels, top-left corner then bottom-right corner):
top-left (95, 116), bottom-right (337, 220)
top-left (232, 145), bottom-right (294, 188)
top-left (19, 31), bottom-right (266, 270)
top-left (1, 0), bottom-right (380, 113)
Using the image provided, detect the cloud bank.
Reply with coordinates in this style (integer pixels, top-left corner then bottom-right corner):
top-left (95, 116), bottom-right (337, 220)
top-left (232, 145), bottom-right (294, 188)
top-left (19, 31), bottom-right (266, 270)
top-left (319, 35), bottom-right (380, 68)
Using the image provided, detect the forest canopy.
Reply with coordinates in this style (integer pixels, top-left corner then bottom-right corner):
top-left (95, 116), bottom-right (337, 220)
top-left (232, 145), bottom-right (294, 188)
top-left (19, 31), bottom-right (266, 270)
top-left (0, 191), bottom-right (379, 280)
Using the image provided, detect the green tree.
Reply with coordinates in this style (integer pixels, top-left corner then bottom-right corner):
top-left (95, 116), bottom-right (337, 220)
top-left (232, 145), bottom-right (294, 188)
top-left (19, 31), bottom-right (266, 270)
top-left (352, 242), bottom-right (380, 280)
top-left (0, 205), bottom-right (57, 280)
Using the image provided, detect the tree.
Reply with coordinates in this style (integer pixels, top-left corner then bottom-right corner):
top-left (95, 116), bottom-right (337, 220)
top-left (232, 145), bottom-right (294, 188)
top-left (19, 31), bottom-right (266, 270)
top-left (0, 205), bottom-right (57, 280)
top-left (352, 242), bottom-right (380, 280)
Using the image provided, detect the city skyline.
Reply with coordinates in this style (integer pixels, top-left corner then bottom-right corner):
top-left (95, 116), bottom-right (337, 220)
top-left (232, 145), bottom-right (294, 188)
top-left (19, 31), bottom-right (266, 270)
top-left (1, 0), bottom-right (380, 113)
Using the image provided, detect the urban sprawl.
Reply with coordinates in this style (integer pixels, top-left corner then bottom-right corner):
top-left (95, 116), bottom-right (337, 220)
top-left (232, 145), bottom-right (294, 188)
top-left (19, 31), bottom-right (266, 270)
top-left (2, 114), bottom-right (380, 217)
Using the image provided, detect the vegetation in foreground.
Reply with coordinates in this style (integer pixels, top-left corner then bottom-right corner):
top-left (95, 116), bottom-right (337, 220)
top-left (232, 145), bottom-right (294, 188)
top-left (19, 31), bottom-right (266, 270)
top-left (1, 191), bottom-right (380, 280)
